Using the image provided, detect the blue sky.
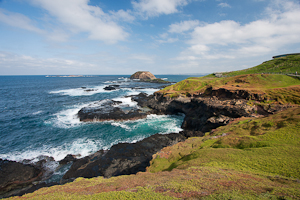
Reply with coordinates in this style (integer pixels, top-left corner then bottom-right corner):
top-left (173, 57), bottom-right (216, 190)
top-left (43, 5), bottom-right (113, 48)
top-left (0, 0), bottom-right (300, 75)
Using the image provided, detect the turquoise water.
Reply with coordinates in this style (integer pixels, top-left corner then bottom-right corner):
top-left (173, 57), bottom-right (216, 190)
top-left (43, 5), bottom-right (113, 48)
top-left (0, 75), bottom-right (197, 164)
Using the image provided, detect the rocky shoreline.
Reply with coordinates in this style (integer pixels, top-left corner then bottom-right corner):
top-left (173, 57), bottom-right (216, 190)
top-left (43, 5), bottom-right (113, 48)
top-left (0, 89), bottom-right (292, 198)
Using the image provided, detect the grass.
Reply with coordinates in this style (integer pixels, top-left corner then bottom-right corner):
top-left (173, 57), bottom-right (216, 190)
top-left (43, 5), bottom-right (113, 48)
top-left (223, 54), bottom-right (300, 76)
top-left (159, 74), bottom-right (300, 104)
top-left (149, 107), bottom-right (300, 176)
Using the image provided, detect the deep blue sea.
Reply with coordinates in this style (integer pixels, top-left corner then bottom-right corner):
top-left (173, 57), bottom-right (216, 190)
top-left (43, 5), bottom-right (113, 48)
top-left (0, 75), bottom-right (199, 174)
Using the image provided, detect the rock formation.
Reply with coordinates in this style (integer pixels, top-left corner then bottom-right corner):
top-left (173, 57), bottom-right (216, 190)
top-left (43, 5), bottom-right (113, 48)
top-left (62, 133), bottom-right (186, 181)
top-left (0, 159), bottom-right (43, 197)
top-left (130, 71), bottom-right (156, 80)
top-left (77, 99), bottom-right (147, 122)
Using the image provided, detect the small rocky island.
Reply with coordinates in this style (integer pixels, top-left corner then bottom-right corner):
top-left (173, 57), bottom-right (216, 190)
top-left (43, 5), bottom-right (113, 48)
top-left (130, 71), bottom-right (156, 80)
top-left (130, 71), bottom-right (170, 83)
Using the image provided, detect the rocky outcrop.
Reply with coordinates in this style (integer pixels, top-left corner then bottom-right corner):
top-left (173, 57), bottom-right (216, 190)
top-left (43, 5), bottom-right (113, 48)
top-left (130, 71), bottom-right (156, 80)
top-left (136, 91), bottom-right (291, 133)
top-left (62, 133), bottom-right (186, 181)
top-left (103, 85), bottom-right (120, 91)
top-left (77, 99), bottom-right (147, 122)
top-left (0, 159), bottom-right (43, 197)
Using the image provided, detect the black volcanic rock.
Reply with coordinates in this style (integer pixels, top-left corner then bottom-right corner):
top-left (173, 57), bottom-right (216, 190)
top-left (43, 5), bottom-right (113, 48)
top-left (59, 154), bottom-right (77, 165)
top-left (77, 99), bottom-right (147, 122)
top-left (104, 86), bottom-right (117, 91)
top-left (0, 159), bottom-right (42, 196)
top-left (84, 89), bottom-right (98, 92)
top-left (103, 85), bottom-right (120, 91)
top-left (62, 133), bottom-right (186, 180)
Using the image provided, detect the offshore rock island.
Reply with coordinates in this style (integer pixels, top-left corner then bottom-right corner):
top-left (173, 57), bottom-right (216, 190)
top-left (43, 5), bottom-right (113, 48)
top-left (2, 55), bottom-right (300, 199)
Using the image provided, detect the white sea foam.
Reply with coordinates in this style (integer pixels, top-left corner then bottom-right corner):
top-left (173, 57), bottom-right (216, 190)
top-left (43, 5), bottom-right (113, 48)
top-left (112, 96), bottom-right (138, 108)
top-left (45, 104), bottom-right (84, 128)
top-left (32, 111), bottom-right (43, 115)
top-left (103, 80), bottom-right (118, 84)
top-left (0, 138), bottom-right (104, 162)
top-left (49, 85), bottom-right (114, 96)
top-left (108, 114), bottom-right (183, 133)
top-left (111, 122), bottom-right (132, 131)
top-left (46, 99), bottom-right (121, 128)
top-left (118, 77), bottom-right (130, 82)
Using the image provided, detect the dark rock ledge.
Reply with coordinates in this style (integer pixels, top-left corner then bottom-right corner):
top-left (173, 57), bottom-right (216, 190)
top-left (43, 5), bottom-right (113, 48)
top-left (62, 133), bottom-right (186, 181)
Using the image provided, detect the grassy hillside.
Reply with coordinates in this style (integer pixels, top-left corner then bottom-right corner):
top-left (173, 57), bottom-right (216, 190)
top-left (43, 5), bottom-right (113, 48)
top-left (159, 74), bottom-right (300, 104)
top-left (10, 107), bottom-right (300, 199)
top-left (223, 54), bottom-right (300, 76)
top-left (160, 55), bottom-right (300, 100)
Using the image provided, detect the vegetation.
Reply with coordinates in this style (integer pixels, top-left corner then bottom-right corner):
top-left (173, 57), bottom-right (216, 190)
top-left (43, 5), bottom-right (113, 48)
top-left (223, 54), bottom-right (300, 76)
top-left (160, 55), bottom-right (300, 100)
top-left (160, 74), bottom-right (300, 104)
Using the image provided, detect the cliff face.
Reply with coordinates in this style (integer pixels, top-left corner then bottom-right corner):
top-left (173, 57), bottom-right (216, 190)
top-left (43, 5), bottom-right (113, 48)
top-left (130, 71), bottom-right (156, 80)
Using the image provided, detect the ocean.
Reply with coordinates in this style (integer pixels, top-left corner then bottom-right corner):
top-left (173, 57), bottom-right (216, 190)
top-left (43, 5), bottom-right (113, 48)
top-left (0, 75), bottom-right (198, 182)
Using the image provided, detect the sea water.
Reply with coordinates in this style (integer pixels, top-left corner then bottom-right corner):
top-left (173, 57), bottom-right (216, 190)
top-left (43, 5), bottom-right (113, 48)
top-left (0, 75), bottom-right (197, 165)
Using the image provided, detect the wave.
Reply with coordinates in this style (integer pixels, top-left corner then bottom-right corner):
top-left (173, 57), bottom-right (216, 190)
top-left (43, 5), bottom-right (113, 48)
top-left (110, 114), bottom-right (184, 133)
top-left (0, 138), bottom-right (104, 162)
top-left (44, 104), bottom-right (84, 128)
top-left (47, 87), bottom-right (157, 129)
top-left (49, 85), bottom-right (115, 96)
top-left (32, 110), bottom-right (43, 115)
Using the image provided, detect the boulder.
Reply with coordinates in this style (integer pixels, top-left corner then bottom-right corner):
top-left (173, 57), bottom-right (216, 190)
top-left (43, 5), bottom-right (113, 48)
top-left (130, 71), bottom-right (156, 80)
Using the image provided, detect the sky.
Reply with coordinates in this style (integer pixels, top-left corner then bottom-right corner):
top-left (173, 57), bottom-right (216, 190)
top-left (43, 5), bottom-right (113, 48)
top-left (0, 0), bottom-right (300, 75)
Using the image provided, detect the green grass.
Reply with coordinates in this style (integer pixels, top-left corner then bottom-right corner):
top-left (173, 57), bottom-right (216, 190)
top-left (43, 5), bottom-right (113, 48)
top-left (223, 55), bottom-right (300, 76)
top-left (149, 107), bottom-right (300, 178)
top-left (159, 74), bottom-right (300, 104)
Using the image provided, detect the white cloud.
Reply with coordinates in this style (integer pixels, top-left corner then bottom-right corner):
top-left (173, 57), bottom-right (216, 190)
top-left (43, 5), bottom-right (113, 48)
top-left (188, 44), bottom-right (210, 54)
top-left (218, 3), bottom-right (231, 8)
top-left (109, 9), bottom-right (135, 22)
top-left (30, 0), bottom-right (129, 43)
top-left (132, 0), bottom-right (189, 17)
top-left (129, 54), bottom-right (155, 63)
top-left (168, 20), bottom-right (200, 33)
top-left (157, 37), bottom-right (178, 43)
top-left (183, 0), bottom-right (300, 58)
top-left (0, 51), bottom-right (97, 75)
top-left (0, 8), bottom-right (44, 34)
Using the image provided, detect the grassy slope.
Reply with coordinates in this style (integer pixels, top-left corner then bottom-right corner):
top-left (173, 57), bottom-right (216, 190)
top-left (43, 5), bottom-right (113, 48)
top-left (10, 108), bottom-right (300, 199)
top-left (160, 55), bottom-right (300, 100)
top-left (159, 74), bottom-right (300, 104)
top-left (223, 54), bottom-right (300, 76)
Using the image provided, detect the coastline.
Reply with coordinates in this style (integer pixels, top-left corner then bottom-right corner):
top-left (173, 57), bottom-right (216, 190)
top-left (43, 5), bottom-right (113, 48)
top-left (1, 85), bottom-right (294, 198)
